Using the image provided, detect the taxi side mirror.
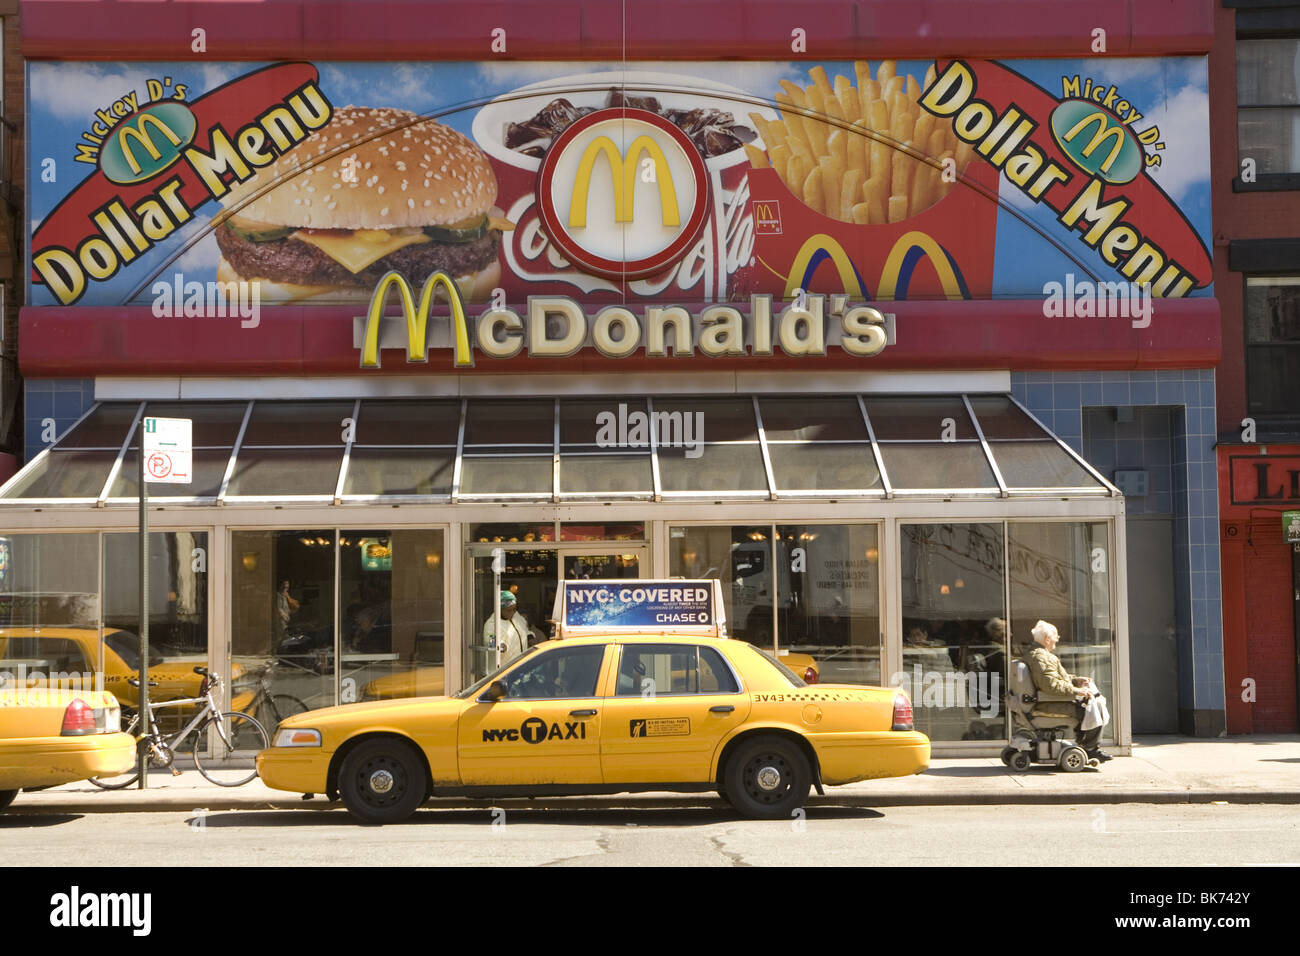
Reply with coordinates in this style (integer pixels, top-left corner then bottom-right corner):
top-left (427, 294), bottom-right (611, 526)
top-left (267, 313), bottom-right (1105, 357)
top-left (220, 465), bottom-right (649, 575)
top-left (481, 680), bottom-right (508, 703)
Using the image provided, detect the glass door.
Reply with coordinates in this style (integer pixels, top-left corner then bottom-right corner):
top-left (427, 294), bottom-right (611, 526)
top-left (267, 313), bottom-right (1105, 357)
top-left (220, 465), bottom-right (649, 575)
top-left (465, 546), bottom-right (558, 686)
top-left (462, 541), bottom-right (648, 687)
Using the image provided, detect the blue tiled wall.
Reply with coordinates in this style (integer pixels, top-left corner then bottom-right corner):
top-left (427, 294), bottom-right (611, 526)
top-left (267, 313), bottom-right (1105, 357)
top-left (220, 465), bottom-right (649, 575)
top-left (25, 379), bottom-right (96, 463)
top-left (1011, 369), bottom-right (1225, 719)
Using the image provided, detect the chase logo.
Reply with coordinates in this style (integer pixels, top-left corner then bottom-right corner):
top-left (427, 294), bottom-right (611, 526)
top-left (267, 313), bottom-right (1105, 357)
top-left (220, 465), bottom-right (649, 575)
top-left (98, 102), bottom-right (198, 186)
top-left (1049, 100), bottom-right (1141, 185)
top-left (536, 107), bottom-right (709, 279)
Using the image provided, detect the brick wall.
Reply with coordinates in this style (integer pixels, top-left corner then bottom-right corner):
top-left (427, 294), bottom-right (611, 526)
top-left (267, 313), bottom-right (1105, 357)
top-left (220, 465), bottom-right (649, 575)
top-left (1243, 524), bottom-right (1297, 732)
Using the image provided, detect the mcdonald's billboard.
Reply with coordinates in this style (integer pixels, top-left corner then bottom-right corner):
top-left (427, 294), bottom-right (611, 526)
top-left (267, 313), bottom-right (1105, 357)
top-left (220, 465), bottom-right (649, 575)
top-left (26, 54), bottom-right (1211, 369)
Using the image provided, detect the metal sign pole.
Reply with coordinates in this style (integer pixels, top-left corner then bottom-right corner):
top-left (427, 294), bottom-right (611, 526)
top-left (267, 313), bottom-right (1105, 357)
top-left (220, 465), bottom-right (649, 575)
top-left (136, 424), bottom-right (150, 789)
top-left (492, 548), bottom-right (504, 671)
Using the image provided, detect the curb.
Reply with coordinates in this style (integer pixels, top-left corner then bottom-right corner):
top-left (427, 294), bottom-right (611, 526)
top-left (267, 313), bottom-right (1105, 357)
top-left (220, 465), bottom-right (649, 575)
top-left (9, 789), bottom-right (1300, 814)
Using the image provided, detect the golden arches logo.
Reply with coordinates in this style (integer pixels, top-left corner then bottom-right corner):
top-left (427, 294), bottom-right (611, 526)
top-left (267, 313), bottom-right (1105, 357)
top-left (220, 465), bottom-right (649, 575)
top-left (568, 134), bottom-right (681, 228)
top-left (785, 234), bottom-right (868, 299)
top-left (1060, 112), bottom-right (1126, 174)
top-left (117, 113), bottom-right (185, 175)
top-left (783, 232), bottom-right (966, 301)
top-left (360, 270), bottom-right (473, 369)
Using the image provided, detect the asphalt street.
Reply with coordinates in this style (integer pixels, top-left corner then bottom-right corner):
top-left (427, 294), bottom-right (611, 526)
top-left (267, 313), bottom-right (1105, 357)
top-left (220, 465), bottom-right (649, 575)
top-left (3, 803), bottom-right (1297, 867)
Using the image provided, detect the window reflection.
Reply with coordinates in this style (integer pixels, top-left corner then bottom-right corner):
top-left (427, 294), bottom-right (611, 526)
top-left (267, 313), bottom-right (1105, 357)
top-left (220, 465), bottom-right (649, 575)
top-left (898, 523), bottom-right (1007, 742)
top-left (774, 525), bottom-right (880, 685)
top-left (232, 530), bottom-right (335, 715)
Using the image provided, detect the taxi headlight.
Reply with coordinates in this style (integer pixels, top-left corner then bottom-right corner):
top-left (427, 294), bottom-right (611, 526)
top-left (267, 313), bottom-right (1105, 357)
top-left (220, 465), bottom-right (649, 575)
top-left (273, 728), bottom-right (322, 748)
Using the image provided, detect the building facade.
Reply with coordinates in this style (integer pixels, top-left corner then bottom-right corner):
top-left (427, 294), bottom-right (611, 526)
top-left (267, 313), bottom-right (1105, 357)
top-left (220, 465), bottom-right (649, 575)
top-left (1213, 0), bottom-right (1300, 734)
top-left (1, 0), bottom-right (1226, 753)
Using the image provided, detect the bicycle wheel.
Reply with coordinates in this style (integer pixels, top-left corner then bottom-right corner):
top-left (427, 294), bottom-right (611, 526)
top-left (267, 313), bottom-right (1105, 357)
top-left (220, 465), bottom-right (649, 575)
top-left (191, 712), bottom-right (269, 787)
top-left (264, 694), bottom-right (309, 729)
top-left (89, 713), bottom-right (143, 790)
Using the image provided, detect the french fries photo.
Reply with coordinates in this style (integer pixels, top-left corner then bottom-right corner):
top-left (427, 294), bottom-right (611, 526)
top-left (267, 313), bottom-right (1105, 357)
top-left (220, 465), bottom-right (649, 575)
top-left (748, 60), bottom-right (973, 225)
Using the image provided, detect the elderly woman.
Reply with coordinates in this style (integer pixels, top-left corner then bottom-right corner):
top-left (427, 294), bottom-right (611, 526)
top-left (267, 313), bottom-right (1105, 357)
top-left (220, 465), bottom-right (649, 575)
top-left (1027, 620), bottom-right (1112, 762)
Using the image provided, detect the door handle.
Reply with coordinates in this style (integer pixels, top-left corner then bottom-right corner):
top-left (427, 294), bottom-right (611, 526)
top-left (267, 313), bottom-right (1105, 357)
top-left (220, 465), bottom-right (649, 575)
top-left (709, 705), bottom-right (735, 713)
top-left (569, 709), bottom-right (597, 717)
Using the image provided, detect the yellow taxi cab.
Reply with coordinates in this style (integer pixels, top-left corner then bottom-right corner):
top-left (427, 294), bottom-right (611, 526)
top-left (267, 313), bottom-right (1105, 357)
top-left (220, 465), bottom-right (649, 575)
top-left (359, 654), bottom-right (809, 700)
top-left (0, 687), bottom-right (135, 811)
top-left (259, 632), bottom-right (929, 824)
top-left (0, 627), bottom-right (243, 714)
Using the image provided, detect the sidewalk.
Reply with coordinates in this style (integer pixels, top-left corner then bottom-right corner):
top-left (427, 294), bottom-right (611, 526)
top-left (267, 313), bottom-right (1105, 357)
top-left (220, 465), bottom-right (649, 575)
top-left (9, 736), bottom-right (1300, 814)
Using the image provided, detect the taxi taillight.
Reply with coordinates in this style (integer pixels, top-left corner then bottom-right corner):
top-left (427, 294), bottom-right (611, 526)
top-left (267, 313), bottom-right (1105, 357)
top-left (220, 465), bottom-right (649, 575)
top-left (891, 693), bottom-right (914, 732)
top-left (60, 698), bottom-right (99, 736)
top-left (803, 666), bottom-right (819, 684)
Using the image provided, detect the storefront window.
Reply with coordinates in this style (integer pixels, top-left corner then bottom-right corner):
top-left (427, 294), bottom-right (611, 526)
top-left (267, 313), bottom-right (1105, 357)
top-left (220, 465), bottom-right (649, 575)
top-left (102, 532), bottom-right (209, 730)
top-left (774, 525), bottom-right (881, 685)
top-left (669, 525), bottom-right (771, 644)
top-left (0, 533), bottom-right (100, 694)
top-left (658, 444), bottom-right (768, 493)
top-left (898, 523), bottom-right (1007, 742)
top-left (231, 530), bottom-right (336, 715)
top-left (340, 530), bottom-right (444, 703)
top-left (1007, 521), bottom-right (1114, 741)
top-left (470, 523), bottom-right (556, 543)
top-left (560, 523), bottom-right (644, 542)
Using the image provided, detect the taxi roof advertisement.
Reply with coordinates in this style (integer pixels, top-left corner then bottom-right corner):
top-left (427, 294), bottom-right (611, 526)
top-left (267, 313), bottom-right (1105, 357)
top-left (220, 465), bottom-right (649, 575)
top-left (558, 580), bottom-right (721, 633)
top-left (23, 55), bottom-right (1215, 372)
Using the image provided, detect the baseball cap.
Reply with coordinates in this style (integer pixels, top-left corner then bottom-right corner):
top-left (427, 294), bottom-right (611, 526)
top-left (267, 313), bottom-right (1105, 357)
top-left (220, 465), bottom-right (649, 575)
top-left (500, 591), bottom-right (517, 606)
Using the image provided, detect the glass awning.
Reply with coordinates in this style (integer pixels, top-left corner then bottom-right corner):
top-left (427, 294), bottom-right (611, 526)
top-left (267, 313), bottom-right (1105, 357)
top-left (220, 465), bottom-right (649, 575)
top-left (0, 394), bottom-right (1116, 505)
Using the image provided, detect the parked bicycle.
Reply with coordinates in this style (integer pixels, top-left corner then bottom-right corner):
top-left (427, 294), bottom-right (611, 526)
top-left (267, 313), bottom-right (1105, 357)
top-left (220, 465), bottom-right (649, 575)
top-left (89, 666), bottom-right (268, 789)
top-left (230, 668), bottom-right (310, 733)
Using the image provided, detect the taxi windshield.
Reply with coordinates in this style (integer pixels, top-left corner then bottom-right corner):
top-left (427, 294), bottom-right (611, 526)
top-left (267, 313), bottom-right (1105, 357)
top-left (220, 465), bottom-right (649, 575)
top-left (746, 644), bottom-right (808, 688)
top-left (455, 647), bottom-right (541, 699)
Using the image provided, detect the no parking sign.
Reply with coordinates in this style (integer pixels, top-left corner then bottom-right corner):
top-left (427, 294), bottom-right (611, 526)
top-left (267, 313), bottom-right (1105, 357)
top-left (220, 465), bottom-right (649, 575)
top-left (143, 417), bottom-right (192, 484)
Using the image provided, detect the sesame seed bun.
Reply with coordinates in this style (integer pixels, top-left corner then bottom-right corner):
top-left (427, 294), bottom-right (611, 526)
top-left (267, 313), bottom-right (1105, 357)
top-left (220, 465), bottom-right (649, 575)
top-left (221, 106), bottom-right (498, 231)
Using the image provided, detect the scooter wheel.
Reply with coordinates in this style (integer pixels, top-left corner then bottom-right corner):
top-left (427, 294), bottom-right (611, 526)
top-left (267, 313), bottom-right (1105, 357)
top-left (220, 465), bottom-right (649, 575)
top-left (1058, 745), bottom-right (1088, 772)
top-left (1008, 751), bottom-right (1032, 772)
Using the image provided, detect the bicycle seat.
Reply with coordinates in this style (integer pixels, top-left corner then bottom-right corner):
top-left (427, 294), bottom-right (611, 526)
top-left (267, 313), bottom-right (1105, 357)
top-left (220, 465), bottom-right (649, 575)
top-left (193, 666), bottom-right (209, 676)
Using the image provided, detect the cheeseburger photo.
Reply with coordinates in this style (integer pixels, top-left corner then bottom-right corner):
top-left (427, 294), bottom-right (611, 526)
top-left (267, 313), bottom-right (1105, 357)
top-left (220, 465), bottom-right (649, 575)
top-left (216, 105), bottom-right (510, 301)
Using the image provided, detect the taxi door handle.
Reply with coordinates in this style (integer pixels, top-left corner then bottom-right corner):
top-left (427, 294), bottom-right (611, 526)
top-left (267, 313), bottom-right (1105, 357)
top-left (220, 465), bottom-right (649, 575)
top-left (709, 705), bottom-right (735, 714)
top-left (569, 709), bottom-right (597, 717)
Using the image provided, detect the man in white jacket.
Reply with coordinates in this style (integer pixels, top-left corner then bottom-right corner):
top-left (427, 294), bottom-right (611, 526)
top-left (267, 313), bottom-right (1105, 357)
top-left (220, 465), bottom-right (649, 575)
top-left (482, 591), bottom-right (535, 664)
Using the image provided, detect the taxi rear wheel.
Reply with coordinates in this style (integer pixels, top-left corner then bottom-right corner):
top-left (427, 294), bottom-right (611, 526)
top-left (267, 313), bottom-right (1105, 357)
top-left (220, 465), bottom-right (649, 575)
top-left (339, 739), bottom-right (428, 825)
top-left (0, 790), bottom-right (16, 812)
top-left (724, 736), bottom-right (811, 820)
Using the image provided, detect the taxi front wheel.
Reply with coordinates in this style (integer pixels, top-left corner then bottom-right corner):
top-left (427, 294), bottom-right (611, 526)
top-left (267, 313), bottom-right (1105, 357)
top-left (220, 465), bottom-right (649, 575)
top-left (339, 739), bottom-right (428, 825)
top-left (723, 736), bottom-right (811, 820)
